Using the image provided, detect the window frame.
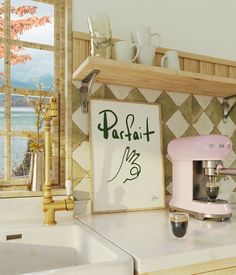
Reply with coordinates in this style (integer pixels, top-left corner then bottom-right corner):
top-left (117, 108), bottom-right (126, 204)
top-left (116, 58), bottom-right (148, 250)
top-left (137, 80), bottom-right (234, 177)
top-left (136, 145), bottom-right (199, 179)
top-left (0, 0), bottom-right (68, 192)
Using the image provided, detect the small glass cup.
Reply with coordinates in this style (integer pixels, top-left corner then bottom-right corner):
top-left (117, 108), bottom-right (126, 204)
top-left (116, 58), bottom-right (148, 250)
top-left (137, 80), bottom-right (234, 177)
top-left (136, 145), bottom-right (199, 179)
top-left (169, 212), bottom-right (189, 238)
top-left (206, 179), bottom-right (220, 202)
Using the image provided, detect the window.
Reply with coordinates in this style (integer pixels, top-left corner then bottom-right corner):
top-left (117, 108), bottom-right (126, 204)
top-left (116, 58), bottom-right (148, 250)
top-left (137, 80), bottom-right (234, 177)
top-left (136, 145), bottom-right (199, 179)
top-left (0, 0), bottom-right (66, 191)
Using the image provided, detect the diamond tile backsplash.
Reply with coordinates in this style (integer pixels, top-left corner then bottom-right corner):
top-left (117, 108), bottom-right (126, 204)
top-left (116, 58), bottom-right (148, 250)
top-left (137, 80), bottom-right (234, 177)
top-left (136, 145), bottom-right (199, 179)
top-left (72, 84), bottom-right (236, 201)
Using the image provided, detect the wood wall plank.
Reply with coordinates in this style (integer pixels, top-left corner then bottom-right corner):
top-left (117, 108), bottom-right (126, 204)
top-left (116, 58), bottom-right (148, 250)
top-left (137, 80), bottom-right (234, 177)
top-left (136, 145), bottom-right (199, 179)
top-left (200, 61), bottom-right (215, 75)
top-left (229, 67), bottom-right (236, 79)
top-left (215, 64), bottom-right (229, 77)
top-left (183, 59), bottom-right (200, 73)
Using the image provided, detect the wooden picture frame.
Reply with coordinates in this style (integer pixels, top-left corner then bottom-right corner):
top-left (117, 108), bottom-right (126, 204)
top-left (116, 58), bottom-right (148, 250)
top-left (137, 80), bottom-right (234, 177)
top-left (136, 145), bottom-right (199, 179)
top-left (90, 98), bottom-right (165, 213)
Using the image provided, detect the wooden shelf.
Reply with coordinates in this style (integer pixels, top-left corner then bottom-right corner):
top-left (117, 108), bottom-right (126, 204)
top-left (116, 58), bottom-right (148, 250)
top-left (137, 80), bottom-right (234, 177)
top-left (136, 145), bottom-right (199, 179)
top-left (72, 57), bottom-right (236, 97)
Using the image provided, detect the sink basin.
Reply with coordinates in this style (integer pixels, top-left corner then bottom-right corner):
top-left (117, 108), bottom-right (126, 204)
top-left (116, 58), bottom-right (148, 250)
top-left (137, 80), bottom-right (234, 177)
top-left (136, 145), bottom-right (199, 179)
top-left (0, 221), bottom-right (133, 275)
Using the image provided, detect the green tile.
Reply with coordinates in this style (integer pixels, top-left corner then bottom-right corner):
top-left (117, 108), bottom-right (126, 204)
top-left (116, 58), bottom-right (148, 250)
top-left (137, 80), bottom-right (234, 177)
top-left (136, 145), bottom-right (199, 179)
top-left (162, 124), bottom-right (176, 155)
top-left (210, 127), bottom-right (221, 135)
top-left (72, 122), bottom-right (87, 150)
top-left (125, 88), bottom-right (146, 102)
top-left (72, 85), bottom-right (81, 113)
top-left (104, 85), bottom-right (117, 99)
top-left (182, 126), bottom-right (198, 137)
top-left (228, 104), bottom-right (236, 125)
top-left (179, 95), bottom-right (192, 124)
top-left (72, 160), bottom-right (87, 188)
top-left (205, 98), bottom-right (223, 126)
top-left (91, 84), bottom-right (106, 98)
top-left (156, 92), bottom-right (178, 122)
top-left (165, 176), bottom-right (172, 195)
top-left (191, 96), bottom-right (203, 124)
top-left (164, 157), bottom-right (172, 180)
top-left (231, 129), bottom-right (236, 153)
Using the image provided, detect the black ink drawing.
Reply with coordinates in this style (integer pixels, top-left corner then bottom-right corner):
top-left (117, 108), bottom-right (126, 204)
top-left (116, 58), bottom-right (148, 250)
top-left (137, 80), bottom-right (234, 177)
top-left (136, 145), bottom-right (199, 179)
top-left (108, 146), bottom-right (141, 183)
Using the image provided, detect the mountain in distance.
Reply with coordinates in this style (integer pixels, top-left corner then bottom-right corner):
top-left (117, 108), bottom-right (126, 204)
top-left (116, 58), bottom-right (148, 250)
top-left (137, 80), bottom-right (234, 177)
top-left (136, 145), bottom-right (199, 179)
top-left (0, 74), bottom-right (53, 107)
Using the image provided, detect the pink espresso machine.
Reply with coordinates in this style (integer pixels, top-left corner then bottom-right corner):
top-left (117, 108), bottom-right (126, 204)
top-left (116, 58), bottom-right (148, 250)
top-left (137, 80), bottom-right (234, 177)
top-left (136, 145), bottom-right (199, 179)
top-left (168, 135), bottom-right (236, 221)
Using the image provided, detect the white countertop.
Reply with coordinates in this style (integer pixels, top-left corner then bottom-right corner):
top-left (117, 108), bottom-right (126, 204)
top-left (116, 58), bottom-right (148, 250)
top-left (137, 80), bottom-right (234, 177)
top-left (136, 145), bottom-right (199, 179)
top-left (76, 207), bottom-right (236, 273)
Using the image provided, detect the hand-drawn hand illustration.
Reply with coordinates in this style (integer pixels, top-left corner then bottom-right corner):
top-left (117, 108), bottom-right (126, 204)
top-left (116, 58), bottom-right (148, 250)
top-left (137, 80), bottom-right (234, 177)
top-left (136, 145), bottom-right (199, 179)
top-left (108, 146), bottom-right (141, 183)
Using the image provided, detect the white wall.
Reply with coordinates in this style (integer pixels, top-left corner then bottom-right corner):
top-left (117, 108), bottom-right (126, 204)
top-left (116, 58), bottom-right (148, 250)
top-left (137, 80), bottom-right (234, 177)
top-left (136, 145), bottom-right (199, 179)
top-left (73, 0), bottom-right (236, 61)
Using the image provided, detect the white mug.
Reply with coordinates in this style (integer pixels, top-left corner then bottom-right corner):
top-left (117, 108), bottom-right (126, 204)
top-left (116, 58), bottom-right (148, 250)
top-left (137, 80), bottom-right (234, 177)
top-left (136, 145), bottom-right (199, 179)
top-left (137, 44), bottom-right (156, 66)
top-left (114, 41), bottom-right (139, 63)
top-left (131, 26), bottom-right (160, 47)
top-left (161, 50), bottom-right (180, 70)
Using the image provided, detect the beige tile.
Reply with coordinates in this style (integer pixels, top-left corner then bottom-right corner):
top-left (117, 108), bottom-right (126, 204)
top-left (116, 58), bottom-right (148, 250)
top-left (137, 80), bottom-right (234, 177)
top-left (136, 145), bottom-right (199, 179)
top-left (167, 92), bottom-right (190, 106)
top-left (166, 110), bottom-right (189, 138)
top-left (193, 113), bottom-right (214, 135)
top-left (107, 84), bottom-right (132, 100)
top-left (72, 141), bottom-right (91, 172)
top-left (194, 95), bottom-right (212, 110)
top-left (217, 117), bottom-right (235, 138)
top-left (139, 88), bottom-right (162, 103)
top-left (72, 106), bottom-right (89, 135)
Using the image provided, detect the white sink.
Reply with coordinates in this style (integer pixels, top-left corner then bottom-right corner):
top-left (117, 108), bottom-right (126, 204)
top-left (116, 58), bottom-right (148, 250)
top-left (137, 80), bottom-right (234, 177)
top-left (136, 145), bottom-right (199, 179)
top-left (0, 221), bottom-right (133, 275)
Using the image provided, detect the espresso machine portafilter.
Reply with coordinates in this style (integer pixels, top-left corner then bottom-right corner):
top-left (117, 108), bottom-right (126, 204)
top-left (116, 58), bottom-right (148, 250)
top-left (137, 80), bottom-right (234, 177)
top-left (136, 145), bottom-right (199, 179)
top-left (168, 135), bottom-right (236, 221)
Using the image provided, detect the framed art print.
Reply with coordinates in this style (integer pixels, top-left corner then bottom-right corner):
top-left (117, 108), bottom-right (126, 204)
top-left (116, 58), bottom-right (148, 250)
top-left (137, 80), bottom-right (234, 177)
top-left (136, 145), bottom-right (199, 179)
top-left (90, 98), bottom-right (165, 213)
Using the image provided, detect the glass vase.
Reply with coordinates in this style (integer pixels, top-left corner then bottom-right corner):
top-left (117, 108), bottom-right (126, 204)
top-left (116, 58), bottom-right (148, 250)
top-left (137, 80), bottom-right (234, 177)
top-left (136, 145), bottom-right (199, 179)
top-left (87, 12), bottom-right (112, 59)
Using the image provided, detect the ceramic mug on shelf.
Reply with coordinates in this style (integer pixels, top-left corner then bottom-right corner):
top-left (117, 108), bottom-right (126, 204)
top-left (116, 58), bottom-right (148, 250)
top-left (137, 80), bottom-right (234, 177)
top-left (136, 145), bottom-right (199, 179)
top-left (130, 26), bottom-right (161, 47)
top-left (161, 50), bottom-right (180, 70)
top-left (114, 41), bottom-right (140, 63)
top-left (137, 44), bottom-right (156, 66)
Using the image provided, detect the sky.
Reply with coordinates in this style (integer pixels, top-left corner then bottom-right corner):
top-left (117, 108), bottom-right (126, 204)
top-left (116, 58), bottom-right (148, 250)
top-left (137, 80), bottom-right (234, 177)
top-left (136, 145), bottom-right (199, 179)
top-left (1, 0), bottom-right (55, 89)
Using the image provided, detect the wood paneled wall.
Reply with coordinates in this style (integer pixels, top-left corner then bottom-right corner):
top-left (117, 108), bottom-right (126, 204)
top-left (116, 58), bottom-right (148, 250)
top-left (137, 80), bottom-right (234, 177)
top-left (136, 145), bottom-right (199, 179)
top-left (72, 32), bottom-right (236, 81)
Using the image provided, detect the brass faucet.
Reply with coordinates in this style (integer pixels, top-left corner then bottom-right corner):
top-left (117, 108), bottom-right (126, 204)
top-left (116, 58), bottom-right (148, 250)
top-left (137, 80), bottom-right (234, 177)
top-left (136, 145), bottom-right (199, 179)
top-left (43, 97), bottom-right (74, 225)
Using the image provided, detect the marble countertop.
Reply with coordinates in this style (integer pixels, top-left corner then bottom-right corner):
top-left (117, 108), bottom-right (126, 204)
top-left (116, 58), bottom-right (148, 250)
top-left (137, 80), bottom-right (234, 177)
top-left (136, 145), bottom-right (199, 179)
top-left (76, 207), bottom-right (236, 273)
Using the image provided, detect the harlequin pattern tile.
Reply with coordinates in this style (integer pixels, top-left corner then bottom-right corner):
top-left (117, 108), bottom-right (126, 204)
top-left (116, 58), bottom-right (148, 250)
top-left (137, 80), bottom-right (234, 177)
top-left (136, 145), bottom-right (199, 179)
top-left (72, 85), bottom-right (81, 113)
top-left (179, 95), bottom-right (192, 125)
top-left (74, 177), bottom-right (90, 193)
top-left (125, 88), bottom-right (146, 102)
top-left (183, 126), bottom-right (198, 137)
top-left (231, 130), bottom-right (236, 152)
top-left (72, 106), bottom-right (89, 135)
top-left (72, 141), bottom-right (91, 172)
top-left (90, 83), bottom-right (103, 95)
top-left (219, 176), bottom-right (236, 193)
top-left (72, 160), bottom-right (87, 187)
top-left (166, 110), bottom-right (189, 138)
top-left (205, 98), bottom-right (223, 126)
top-left (228, 101), bottom-right (236, 125)
top-left (162, 124), bottom-right (176, 154)
top-left (217, 117), bottom-right (235, 137)
top-left (166, 181), bottom-right (173, 195)
top-left (156, 92), bottom-right (178, 122)
top-left (191, 96), bottom-right (203, 124)
top-left (107, 84), bottom-right (132, 100)
top-left (223, 150), bottom-right (236, 168)
top-left (193, 113), bottom-right (214, 135)
top-left (167, 92), bottom-right (190, 106)
top-left (193, 95), bottom-right (212, 110)
top-left (139, 88), bottom-right (162, 103)
top-left (72, 82), bottom-right (236, 201)
top-left (72, 123), bottom-right (87, 151)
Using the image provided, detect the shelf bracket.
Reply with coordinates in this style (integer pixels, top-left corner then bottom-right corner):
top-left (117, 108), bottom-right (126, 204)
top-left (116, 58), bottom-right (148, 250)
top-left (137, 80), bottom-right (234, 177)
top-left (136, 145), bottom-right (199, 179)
top-left (79, 70), bottom-right (100, 113)
top-left (222, 95), bottom-right (236, 123)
